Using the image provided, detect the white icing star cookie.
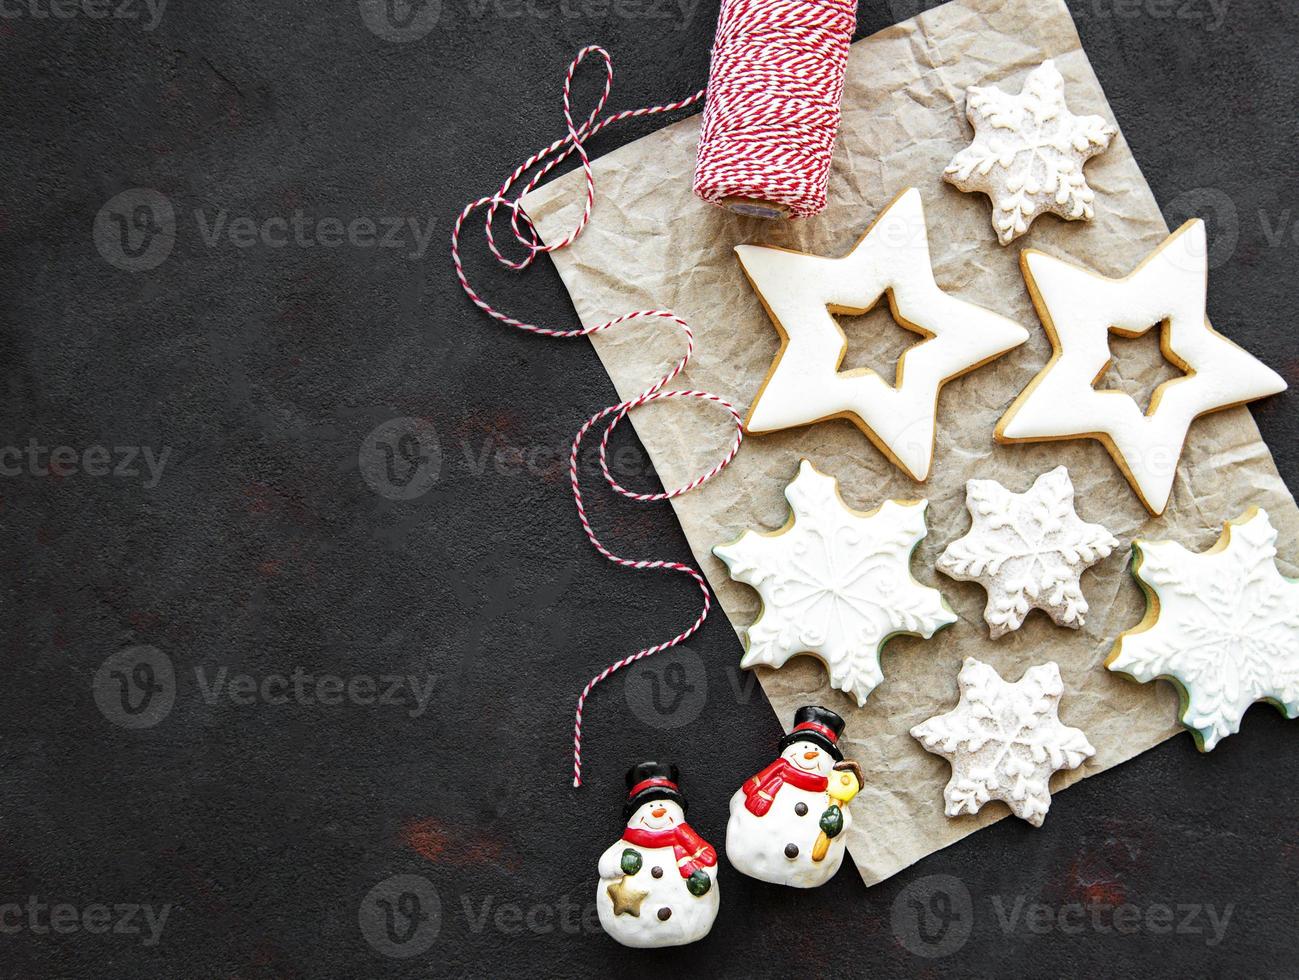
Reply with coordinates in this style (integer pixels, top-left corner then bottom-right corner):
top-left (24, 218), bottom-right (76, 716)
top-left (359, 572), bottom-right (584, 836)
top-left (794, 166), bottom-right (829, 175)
top-left (911, 658), bottom-right (1095, 827)
top-left (945, 60), bottom-right (1116, 245)
top-left (713, 459), bottom-right (956, 706)
top-left (1107, 508), bottom-right (1299, 751)
top-left (736, 188), bottom-right (1029, 482)
top-left (997, 220), bottom-right (1287, 515)
top-left (938, 466), bottom-right (1119, 639)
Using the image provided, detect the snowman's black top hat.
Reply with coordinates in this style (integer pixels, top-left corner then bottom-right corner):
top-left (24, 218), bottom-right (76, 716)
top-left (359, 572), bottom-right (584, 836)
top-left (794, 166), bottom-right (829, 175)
top-left (623, 761), bottom-right (686, 822)
top-left (778, 705), bottom-right (845, 762)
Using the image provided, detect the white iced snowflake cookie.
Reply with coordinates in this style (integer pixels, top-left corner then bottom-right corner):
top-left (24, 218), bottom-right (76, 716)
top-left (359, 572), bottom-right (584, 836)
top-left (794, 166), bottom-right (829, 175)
top-left (1106, 508), bottom-right (1299, 751)
top-left (938, 466), bottom-right (1118, 639)
top-left (713, 459), bottom-right (956, 706)
top-left (911, 658), bottom-right (1095, 827)
top-left (945, 59), bottom-right (1116, 245)
top-left (997, 220), bottom-right (1287, 515)
top-left (736, 188), bottom-right (1029, 481)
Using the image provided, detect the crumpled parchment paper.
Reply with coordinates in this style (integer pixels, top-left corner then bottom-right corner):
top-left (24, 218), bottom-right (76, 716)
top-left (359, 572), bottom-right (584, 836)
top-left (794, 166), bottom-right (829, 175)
top-left (519, 0), bottom-right (1299, 886)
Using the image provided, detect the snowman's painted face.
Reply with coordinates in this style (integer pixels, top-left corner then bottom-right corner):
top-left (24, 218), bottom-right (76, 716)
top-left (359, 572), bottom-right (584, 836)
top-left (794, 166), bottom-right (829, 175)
top-left (629, 799), bottom-right (684, 832)
top-left (782, 739), bottom-right (835, 776)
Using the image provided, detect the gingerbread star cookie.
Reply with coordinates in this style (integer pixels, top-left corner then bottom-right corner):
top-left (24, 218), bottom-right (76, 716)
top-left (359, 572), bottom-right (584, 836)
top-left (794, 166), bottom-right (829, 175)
top-left (736, 188), bottom-right (1029, 482)
top-left (1107, 508), bottom-right (1299, 751)
top-left (938, 466), bottom-right (1119, 638)
top-left (713, 459), bottom-right (956, 707)
top-left (997, 219), bottom-right (1288, 515)
top-left (911, 658), bottom-right (1095, 827)
top-left (945, 60), bottom-right (1116, 244)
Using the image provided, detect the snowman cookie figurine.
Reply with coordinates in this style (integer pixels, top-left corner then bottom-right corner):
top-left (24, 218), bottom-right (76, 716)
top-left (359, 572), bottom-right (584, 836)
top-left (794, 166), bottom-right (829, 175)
top-left (596, 762), bottom-right (720, 948)
top-left (726, 706), bottom-right (862, 888)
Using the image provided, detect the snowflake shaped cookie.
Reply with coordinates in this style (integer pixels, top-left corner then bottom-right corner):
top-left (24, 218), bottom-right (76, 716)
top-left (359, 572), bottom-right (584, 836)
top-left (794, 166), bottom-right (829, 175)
top-left (945, 60), bottom-right (1116, 245)
top-left (1107, 508), bottom-right (1299, 751)
top-left (938, 466), bottom-right (1119, 638)
top-left (713, 459), bottom-right (956, 706)
top-left (736, 188), bottom-right (1029, 481)
top-left (911, 658), bottom-right (1095, 827)
top-left (997, 220), bottom-right (1287, 515)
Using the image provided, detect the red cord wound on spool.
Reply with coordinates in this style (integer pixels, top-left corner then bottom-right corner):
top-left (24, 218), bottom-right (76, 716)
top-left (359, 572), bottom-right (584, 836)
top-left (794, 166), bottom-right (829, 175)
top-left (693, 0), bottom-right (857, 219)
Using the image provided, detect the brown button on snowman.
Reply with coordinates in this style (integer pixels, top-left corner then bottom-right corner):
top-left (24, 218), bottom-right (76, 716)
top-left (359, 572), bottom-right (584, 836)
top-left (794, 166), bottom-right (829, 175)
top-left (726, 706), bottom-right (862, 888)
top-left (597, 762), bottom-right (720, 947)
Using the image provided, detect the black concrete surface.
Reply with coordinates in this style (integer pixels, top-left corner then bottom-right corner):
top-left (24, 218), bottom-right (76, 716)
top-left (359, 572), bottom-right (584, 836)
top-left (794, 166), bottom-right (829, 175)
top-left (1, 0), bottom-right (1296, 976)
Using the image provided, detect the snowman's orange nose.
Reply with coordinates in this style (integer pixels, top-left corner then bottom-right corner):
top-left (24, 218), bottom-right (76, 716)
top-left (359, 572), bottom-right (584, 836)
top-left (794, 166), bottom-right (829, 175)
top-left (803, 751), bottom-right (819, 760)
top-left (652, 806), bottom-right (667, 818)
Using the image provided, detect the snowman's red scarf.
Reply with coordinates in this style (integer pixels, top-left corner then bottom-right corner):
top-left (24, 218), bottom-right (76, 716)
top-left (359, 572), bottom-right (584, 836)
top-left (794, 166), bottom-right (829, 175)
top-left (742, 759), bottom-right (829, 817)
top-left (621, 824), bottom-right (717, 878)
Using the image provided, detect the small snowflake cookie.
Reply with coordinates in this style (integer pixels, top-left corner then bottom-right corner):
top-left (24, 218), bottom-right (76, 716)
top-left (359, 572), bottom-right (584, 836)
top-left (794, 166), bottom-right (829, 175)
top-left (1107, 508), bottom-right (1299, 751)
top-left (713, 459), bottom-right (956, 707)
top-left (945, 59), bottom-right (1116, 244)
top-left (911, 658), bottom-right (1095, 827)
top-left (937, 466), bottom-right (1119, 638)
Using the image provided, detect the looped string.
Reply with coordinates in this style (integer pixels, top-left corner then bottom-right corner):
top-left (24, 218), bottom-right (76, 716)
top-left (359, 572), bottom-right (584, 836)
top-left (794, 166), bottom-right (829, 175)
top-left (451, 46), bottom-right (743, 788)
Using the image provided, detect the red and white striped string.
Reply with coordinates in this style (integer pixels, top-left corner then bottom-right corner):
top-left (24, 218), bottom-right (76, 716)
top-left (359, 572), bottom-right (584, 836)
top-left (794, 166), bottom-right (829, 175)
top-left (693, 0), bottom-right (857, 217)
top-left (450, 46), bottom-right (743, 788)
top-left (452, 0), bottom-right (854, 785)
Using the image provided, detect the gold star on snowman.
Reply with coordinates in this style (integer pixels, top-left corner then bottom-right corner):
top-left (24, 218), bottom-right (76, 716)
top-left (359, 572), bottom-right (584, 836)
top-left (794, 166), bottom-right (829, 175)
top-left (606, 876), bottom-right (649, 917)
top-left (737, 188), bottom-right (1029, 482)
top-left (945, 60), bottom-right (1116, 244)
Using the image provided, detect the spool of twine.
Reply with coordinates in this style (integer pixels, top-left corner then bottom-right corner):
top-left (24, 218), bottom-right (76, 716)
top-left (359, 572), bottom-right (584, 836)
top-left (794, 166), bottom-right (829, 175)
top-left (693, 0), bottom-right (858, 219)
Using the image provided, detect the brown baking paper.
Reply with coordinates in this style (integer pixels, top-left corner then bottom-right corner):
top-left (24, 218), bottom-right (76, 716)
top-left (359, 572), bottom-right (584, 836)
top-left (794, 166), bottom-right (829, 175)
top-left (519, 0), bottom-right (1299, 886)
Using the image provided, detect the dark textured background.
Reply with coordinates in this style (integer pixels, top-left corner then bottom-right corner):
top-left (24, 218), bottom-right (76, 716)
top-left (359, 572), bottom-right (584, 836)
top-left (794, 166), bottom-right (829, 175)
top-left (1, 0), bottom-right (1296, 975)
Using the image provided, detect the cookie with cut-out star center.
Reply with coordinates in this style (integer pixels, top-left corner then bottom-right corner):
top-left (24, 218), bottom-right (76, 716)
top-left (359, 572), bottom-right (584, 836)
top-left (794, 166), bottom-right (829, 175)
top-left (736, 188), bottom-right (1028, 482)
top-left (996, 219), bottom-right (1287, 515)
